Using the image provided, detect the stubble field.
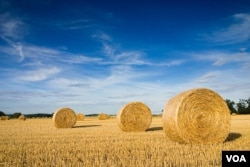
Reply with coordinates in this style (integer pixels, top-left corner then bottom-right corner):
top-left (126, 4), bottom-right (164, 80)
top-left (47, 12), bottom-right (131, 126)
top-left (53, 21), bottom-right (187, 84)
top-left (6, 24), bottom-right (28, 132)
top-left (0, 115), bottom-right (250, 167)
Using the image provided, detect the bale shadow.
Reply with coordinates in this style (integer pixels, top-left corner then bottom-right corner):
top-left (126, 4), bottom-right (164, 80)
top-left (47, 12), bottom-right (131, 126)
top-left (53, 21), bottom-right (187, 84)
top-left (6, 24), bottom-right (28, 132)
top-left (225, 132), bottom-right (242, 142)
top-left (146, 127), bottom-right (163, 131)
top-left (73, 125), bottom-right (101, 128)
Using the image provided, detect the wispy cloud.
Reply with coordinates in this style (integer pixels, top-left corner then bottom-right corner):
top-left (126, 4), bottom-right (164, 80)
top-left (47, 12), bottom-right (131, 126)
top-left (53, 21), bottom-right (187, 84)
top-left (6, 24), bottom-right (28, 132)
top-left (0, 13), bottom-right (26, 39)
top-left (192, 51), bottom-right (250, 68)
top-left (19, 67), bottom-right (61, 82)
top-left (94, 32), bottom-right (184, 67)
top-left (51, 19), bottom-right (94, 30)
top-left (195, 71), bottom-right (219, 84)
top-left (208, 13), bottom-right (250, 44)
top-left (92, 31), bottom-right (113, 42)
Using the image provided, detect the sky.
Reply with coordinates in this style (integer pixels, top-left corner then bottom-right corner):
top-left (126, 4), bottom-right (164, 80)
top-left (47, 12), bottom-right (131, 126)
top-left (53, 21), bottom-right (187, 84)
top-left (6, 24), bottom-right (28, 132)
top-left (0, 0), bottom-right (250, 115)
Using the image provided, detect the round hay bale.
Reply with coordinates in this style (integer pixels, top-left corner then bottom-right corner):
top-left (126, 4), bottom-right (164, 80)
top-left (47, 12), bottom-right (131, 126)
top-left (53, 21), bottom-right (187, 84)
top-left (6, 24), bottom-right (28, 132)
top-left (1, 116), bottom-right (9, 120)
top-left (117, 102), bottom-right (152, 132)
top-left (52, 107), bottom-right (76, 128)
top-left (162, 88), bottom-right (231, 144)
top-left (76, 113), bottom-right (85, 121)
top-left (98, 113), bottom-right (110, 120)
top-left (18, 115), bottom-right (26, 121)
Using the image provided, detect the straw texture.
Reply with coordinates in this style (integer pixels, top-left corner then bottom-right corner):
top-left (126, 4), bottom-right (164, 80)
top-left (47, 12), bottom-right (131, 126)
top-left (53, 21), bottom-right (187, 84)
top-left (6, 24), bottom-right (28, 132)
top-left (98, 113), bottom-right (110, 120)
top-left (53, 107), bottom-right (76, 128)
top-left (18, 115), bottom-right (26, 121)
top-left (117, 102), bottom-right (152, 132)
top-left (162, 88), bottom-right (231, 144)
top-left (76, 113), bottom-right (85, 121)
top-left (1, 116), bottom-right (9, 120)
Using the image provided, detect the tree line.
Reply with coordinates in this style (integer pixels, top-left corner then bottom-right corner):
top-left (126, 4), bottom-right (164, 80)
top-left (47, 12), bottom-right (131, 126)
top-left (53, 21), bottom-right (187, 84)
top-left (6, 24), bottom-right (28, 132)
top-left (225, 97), bottom-right (250, 114)
top-left (1, 97), bottom-right (250, 118)
top-left (0, 112), bottom-right (53, 118)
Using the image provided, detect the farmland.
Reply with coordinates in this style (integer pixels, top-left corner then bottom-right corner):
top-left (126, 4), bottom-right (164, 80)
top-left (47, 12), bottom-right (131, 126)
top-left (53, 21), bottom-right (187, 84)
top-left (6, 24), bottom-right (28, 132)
top-left (0, 115), bottom-right (250, 167)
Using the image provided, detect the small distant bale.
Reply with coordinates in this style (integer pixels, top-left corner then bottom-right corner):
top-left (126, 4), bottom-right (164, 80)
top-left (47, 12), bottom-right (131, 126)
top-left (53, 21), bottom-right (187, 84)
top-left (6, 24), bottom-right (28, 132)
top-left (52, 107), bottom-right (76, 128)
top-left (162, 88), bottom-right (231, 144)
top-left (98, 113), bottom-right (110, 120)
top-left (18, 115), bottom-right (26, 121)
top-left (1, 116), bottom-right (9, 120)
top-left (117, 102), bottom-right (152, 132)
top-left (76, 113), bottom-right (85, 121)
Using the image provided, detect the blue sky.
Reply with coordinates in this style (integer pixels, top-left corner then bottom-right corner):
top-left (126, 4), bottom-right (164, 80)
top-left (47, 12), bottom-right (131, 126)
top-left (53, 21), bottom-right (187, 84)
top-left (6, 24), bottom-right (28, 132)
top-left (0, 0), bottom-right (250, 115)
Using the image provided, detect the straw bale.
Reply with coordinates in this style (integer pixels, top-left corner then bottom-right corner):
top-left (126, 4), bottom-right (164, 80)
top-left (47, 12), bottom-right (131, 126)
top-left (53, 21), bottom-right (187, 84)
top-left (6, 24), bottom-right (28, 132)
top-left (98, 113), bottom-right (110, 120)
top-left (52, 107), bottom-right (76, 128)
top-left (1, 116), bottom-right (9, 120)
top-left (117, 102), bottom-right (152, 132)
top-left (162, 88), bottom-right (231, 144)
top-left (76, 113), bottom-right (85, 121)
top-left (18, 115), bottom-right (26, 121)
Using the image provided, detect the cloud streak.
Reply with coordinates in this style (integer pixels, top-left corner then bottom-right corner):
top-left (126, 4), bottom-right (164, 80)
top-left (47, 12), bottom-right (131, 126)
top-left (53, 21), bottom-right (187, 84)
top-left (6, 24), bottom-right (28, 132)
top-left (19, 67), bottom-right (61, 82)
top-left (192, 51), bottom-right (250, 68)
top-left (208, 13), bottom-right (250, 44)
top-left (0, 13), bottom-right (26, 39)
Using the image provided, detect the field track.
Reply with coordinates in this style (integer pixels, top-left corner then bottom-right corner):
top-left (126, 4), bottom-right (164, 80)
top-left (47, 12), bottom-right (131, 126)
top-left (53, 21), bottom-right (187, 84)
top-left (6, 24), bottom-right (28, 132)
top-left (0, 115), bottom-right (249, 166)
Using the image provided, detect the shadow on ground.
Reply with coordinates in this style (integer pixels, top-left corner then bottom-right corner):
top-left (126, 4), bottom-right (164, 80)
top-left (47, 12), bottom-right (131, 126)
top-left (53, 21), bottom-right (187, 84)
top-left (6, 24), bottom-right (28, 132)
top-left (146, 127), bottom-right (163, 131)
top-left (73, 125), bottom-right (101, 128)
top-left (225, 132), bottom-right (242, 142)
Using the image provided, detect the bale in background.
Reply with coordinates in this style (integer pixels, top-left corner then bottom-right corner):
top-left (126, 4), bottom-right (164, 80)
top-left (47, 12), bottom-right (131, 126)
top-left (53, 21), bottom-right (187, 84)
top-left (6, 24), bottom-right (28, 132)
top-left (76, 113), bottom-right (85, 121)
top-left (117, 102), bottom-right (152, 132)
top-left (162, 88), bottom-right (231, 144)
top-left (18, 115), bottom-right (26, 121)
top-left (52, 107), bottom-right (76, 128)
top-left (98, 113), bottom-right (110, 120)
top-left (1, 116), bottom-right (9, 120)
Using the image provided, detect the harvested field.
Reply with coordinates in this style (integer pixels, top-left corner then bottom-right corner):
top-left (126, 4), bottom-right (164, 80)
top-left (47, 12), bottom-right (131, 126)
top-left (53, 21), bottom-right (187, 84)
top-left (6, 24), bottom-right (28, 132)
top-left (0, 115), bottom-right (249, 166)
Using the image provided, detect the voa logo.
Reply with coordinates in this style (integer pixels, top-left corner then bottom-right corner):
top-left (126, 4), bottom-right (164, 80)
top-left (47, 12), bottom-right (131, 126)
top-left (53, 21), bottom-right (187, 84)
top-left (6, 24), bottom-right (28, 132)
top-left (226, 155), bottom-right (247, 163)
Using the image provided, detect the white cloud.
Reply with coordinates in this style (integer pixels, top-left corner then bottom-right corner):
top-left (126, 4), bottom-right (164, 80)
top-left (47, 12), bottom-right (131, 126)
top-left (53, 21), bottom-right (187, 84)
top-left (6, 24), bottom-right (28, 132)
top-left (193, 51), bottom-right (250, 67)
top-left (61, 55), bottom-right (103, 64)
top-left (52, 19), bottom-right (93, 30)
top-left (19, 67), bottom-right (61, 82)
top-left (208, 13), bottom-right (250, 44)
top-left (195, 71), bottom-right (219, 83)
top-left (92, 31), bottom-right (113, 42)
top-left (0, 13), bottom-right (26, 39)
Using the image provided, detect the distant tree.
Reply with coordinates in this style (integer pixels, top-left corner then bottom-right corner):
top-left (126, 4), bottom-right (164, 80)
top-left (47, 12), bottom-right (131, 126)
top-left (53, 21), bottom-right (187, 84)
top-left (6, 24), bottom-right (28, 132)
top-left (246, 97), bottom-right (250, 112)
top-left (12, 112), bottom-right (22, 118)
top-left (0, 111), bottom-right (6, 116)
top-left (236, 98), bottom-right (250, 114)
top-left (225, 99), bottom-right (237, 114)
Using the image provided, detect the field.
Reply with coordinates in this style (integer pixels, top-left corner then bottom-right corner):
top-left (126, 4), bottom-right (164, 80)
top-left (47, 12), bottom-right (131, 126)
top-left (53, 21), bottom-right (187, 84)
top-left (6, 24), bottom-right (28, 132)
top-left (0, 115), bottom-right (250, 167)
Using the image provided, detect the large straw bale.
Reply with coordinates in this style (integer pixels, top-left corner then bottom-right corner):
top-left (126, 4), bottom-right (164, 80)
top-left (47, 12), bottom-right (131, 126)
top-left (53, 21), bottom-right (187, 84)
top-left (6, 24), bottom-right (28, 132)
top-left (98, 113), bottom-right (110, 120)
top-left (1, 116), bottom-right (9, 120)
top-left (76, 113), bottom-right (85, 121)
top-left (117, 102), bottom-right (152, 132)
top-left (52, 107), bottom-right (76, 128)
top-left (18, 115), bottom-right (26, 121)
top-left (162, 88), bottom-right (231, 144)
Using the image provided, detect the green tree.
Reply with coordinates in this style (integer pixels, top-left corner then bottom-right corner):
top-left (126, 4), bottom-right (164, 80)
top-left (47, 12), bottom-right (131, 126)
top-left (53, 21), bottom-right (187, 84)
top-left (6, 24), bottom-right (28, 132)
top-left (236, 98), bottom-right (250, 114)
top-left (0, 111), bottom-right (6, 116)
top-left (12, 112), bottom-right (22, 118)
top-left (225, 99), bottom-right (237, 114)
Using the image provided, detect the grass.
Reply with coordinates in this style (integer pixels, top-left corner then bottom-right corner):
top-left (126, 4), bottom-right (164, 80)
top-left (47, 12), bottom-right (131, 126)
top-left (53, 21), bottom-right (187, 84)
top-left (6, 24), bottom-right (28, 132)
top-left (0, 115), bottom-right (249, 166)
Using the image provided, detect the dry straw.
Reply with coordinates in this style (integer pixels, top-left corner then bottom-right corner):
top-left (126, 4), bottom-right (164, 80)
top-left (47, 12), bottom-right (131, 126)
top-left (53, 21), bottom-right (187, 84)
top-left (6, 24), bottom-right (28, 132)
top-left (52, 107), bottom-right (76, 128)
top-left (1, 116), bottom-right (9, 120)
top-left (76, 113), bottom-right (85, 121)
top-left (117, 102), bottom-right (152, 132)
top-left (98, 113), bottom-right (110, 120)
top-left (162, 88), bottom-right (231, 144)
top-left (18, 115), bottom-right (26, 121)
